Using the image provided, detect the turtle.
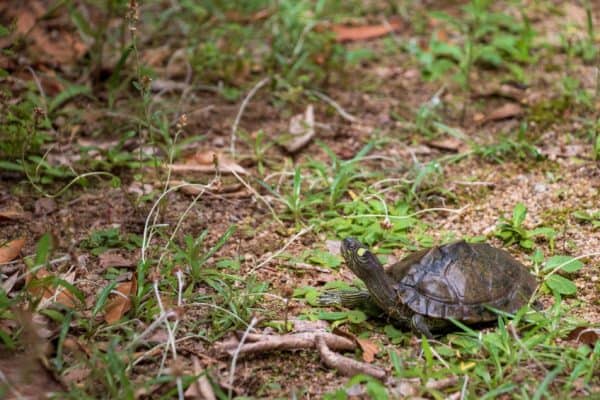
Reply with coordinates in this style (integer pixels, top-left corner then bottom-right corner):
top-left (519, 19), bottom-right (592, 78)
top-left (319, 237), bottom-right (538, 338)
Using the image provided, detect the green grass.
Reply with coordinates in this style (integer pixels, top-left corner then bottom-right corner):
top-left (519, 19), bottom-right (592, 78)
top-left (1, 0), bottom-right (600, 398)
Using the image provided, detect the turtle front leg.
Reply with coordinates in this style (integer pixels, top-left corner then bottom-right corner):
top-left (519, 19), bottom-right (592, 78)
top-left (318, 289), bottom-right (372, 308)
top-left (318, 289), bottom-right (384, 317)
top-left (410, 314), bottom-right (450, 339)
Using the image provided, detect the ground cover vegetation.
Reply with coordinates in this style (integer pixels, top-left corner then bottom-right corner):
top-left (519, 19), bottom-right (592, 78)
top-left (0, 0), bottom-right (599, 398)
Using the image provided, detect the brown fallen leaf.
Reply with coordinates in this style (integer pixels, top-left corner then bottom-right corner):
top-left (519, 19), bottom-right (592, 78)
top-left (472, 83), bottom-right (526, 102)
top-left (332, 328), bottom-right (379, 363)
top-left (99, 252), bottom-right (138, 269)
top-left (1, 272), bottom-right (19, 293)
top-left (356, 338), bottom-right (379, 363)
top-left (0, 204), bottom-right (27, 221)
top-left (26, 269), bottom-right (77, 309)
top-left (332, 20), bottom-right (403, 42)
top-left (566, 327), bottom-right (600, 346)
top-left (0, 238), bottom-right (26, 263)
top-left (482, 103), bottom-right (523, 123)
top-left (426, 137), bottom-right (467, 153)
top-left (14, 1), bottom-right (87, 65)
top-left (104, 277), bottom-right (137, 324)
top-left (169, 151), bottom-right (247, 175)
top-left (169, 180), bottom-right (248, 197)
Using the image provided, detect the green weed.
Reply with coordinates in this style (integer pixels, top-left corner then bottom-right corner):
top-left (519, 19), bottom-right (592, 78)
top-left (494, 203), bottom-right (556, 250)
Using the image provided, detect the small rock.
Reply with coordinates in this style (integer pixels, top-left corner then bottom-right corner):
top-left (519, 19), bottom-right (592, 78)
top-left (213, 136), bottom-right (225, 147)
top-left (533, 183), bottom-right (547, 193)
top-left (34, 198), bottom-right (57, 216)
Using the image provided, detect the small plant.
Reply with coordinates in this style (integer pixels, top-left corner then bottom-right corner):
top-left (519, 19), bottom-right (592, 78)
top-left (530, 248), bottom-right (585, 296)
top-left (260, 166), bottom-right (321, 224)
top-left (325, 200), bottom-right (418, 249)
top-left (495, 203), bottom-right (556, 249)
top-left (170, 225), bottom-right (237, 282)
top-left (409, 0), bottom-right (535, 85)
top-left (572, 210), bottom-right (600, 229)
top-left (473, 128), bottom-right (542, 163)
top-left (80, 227), bottom-right (142, 256)
top-left (307, 141), bottom-right (373, 208)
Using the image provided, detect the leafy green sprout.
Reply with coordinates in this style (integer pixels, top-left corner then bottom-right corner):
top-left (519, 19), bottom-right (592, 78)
top-left (495, 203), bottom-right (556, 250)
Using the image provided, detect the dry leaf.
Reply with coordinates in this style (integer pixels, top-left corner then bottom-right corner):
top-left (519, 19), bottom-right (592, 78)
top-left (426, 137), bottom-right (467, 153)
top-left (26, 269), bottom-right (77, 309)
top-left (1, 272), bottom-right (19, 293)
top-left (0, 238), bottom-right (26, 263)
top-left (169, 151), bottom-right (247, 175)
top-left (280, 105), bottom-right (316, 153)
top-left (104, 277), bottom-right (137, 324)
top-left (332, 328), bottom-right (379, 363)
top-left (15, 1), bottom-right (87, 65)
top-left (99, 252), bottom-right (137, 269)
top-left (356, 338), bottom-right (378, 363)
top-left (473, 83), bottom-right (525, 102)
top-left (566, 327), bottom-right (600, 346)
top-left (142, 45), bottom-right (172, 67)
top-left (332, 20), bottom-right (403, 42)
top-left (0, 204), bottom-right (27, 220)
top-left (483, 103), bottom-right (523, 123)
top-left (170, 180), bottom-right (248, 198)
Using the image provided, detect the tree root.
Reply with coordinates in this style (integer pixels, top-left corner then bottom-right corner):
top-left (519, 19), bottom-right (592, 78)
top-left (315, 335), bottom-right (386, 380)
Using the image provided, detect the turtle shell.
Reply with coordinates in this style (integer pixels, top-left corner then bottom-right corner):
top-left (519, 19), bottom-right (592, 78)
top-left (386, 241), bottom-right (537, 322)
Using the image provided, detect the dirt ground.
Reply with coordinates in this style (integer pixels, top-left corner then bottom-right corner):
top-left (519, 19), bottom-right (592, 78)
top-left (1, 0), bottom-right (600, 399)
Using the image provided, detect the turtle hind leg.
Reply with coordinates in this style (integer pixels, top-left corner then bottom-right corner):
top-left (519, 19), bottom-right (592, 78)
top-left (410, 314), bottom-right (450, 339)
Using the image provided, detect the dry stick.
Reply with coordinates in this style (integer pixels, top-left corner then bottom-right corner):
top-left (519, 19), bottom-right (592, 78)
top-left (126, 310), bottom-right (178, 352)
top-left (228, 316), bottom-right (259, 400)
top-left (425, 375), bottom-right (459, 390)
top-left (230, 169), bottom-right (285, 227)
top-left (230, 77), bottom-right (270, 156)
top-left (251, 225), bottom-right (313, 273)
top-left (153, 281), bottom-right (184, 400)
top-left (315, 335), bottom-right (386, 380)
top-left (460, 375), bottom-right (469, 400)
top-left (220, 331), bottom-right (356, 357)
top-left (343, 206), bottom-right (468, 221)
top-left (309, 90), bottom-right (358, 123)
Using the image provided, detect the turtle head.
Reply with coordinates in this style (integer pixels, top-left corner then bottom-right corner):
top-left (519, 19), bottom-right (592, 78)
top-left (341, 237), bottom-right (383, 280)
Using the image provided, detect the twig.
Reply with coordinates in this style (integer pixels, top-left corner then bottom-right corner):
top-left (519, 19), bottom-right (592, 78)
top-left (230, 170), bottom-right (285, 227)
top-left (228, 316), bottom-right (259, 400)
top-left (251, 225), bottom-right (313, 272)
top-left (342, 206), bottom-right (469, 221)
top-left (425, 375), bottom-right (459, 390)
top-left (287, 262), bottom-right (331, 274)
top-left (230, 77), bottom-right (270, 156)
top-left (309, 90), bottom-right (358, 123)
top-left (126, 310), bottom-right (178, 351)
top-left (315, 335), bottom-right (386, 379)
top-left (460, 375), bottom-right (468, 400)
top-left (153, 281), bottom-right (183, 400)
